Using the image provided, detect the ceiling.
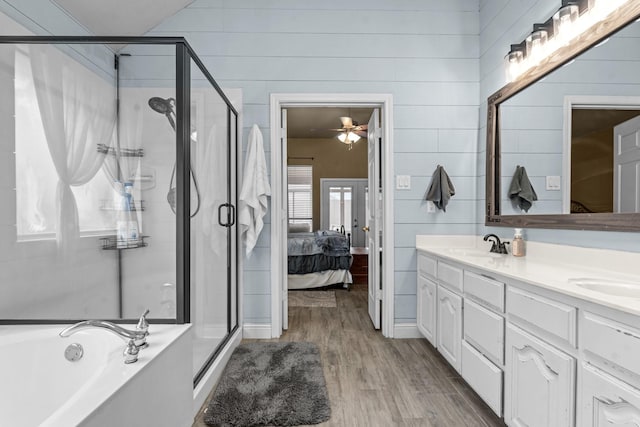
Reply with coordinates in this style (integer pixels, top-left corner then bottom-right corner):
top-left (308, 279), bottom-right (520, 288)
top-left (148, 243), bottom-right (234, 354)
top-left (53, 0), bottom-right (194, 36)
top-left (287, 107), bottom-right (374, 139)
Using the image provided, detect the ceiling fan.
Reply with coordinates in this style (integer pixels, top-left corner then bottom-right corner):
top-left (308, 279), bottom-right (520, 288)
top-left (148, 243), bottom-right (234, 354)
top-left (329, 117), bottom-right (368, 147)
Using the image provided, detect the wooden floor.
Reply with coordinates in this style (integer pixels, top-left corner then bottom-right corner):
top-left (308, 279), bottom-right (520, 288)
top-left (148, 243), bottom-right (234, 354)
top-left (193, 289), bottom-right (506, 427)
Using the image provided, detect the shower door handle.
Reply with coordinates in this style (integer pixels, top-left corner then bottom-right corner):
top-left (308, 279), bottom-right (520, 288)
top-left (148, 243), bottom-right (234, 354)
top-left (218, 203), bottom-right (236, 227)
top-left (228, 204), bottom-right (236, 227)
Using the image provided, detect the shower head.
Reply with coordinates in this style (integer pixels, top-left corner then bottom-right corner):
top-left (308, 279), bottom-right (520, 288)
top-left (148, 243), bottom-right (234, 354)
top-left (148, 97), bottom-right (176, 130)
top-left (148, 97), bottom-right (174, 115)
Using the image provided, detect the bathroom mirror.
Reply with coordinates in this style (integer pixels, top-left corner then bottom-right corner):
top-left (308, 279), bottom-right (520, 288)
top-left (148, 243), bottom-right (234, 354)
top-left (487, 2), bottom-right (640, 231)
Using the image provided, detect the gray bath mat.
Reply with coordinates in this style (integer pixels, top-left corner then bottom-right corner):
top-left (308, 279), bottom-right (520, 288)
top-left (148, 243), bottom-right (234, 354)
top-left (204, 342), bottom-right (331, 426)
top-left (288, 290), bottom-right (337, 308)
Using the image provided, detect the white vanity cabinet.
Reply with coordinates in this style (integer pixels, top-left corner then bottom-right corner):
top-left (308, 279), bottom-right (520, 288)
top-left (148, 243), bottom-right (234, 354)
top-left (415, 242), bottom-right (640, 427)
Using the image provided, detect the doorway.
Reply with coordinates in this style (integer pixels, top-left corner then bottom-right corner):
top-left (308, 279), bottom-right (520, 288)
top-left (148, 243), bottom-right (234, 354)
top-left (269, 93), bottom-right (395, 338)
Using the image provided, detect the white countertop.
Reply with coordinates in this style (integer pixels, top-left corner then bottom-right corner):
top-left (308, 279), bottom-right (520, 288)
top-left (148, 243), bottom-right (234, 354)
top-left (416, 235), bottom-right (640, 317)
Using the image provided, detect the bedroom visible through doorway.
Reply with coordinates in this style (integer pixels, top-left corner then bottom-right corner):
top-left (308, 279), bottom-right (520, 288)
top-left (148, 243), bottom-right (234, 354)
top-left (269, 93), bottom-right (395, 339)
top-left (286, 107), bottom-right (371, 300)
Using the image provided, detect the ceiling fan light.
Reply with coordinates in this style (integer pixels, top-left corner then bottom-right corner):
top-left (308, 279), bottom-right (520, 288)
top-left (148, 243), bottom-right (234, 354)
top-left (337, 132), bottom-right (348, 143)
top-left (349, 132), bottom-right (361, 143)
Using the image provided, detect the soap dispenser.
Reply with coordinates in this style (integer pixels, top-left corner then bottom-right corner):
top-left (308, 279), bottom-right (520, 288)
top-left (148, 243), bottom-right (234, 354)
top-left (512, 228), bottom-right (525, 257)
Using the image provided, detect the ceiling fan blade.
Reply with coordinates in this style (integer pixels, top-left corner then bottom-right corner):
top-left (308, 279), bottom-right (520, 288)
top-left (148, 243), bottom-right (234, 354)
top-left (340, 116), bottom-right (353, 128)
top-left (354, 130), bottom-right (368, 138)
top-left (353, 124), bottom-right (368, 131)
top-left (328, 128), bottom-right (346, 131)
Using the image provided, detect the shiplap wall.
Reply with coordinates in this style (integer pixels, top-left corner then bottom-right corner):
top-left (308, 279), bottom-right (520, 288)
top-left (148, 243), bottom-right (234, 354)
top-left (480, 0), bottom-right (640, 253)
top-left (148, 0), bottom-right (481, 325)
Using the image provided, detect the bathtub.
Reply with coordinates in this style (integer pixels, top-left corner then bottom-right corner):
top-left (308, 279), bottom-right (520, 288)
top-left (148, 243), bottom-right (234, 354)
top-left (0, 323), bottom-right (193, 427)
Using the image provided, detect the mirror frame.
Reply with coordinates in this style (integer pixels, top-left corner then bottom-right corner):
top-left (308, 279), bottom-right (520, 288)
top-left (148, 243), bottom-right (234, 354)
top-left (486, 2), bottom-right (640, 232)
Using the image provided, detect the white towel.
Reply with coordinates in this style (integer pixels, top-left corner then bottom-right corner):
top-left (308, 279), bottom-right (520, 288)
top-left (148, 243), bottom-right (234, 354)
top-left (239, 124), bottom-right (271, 257)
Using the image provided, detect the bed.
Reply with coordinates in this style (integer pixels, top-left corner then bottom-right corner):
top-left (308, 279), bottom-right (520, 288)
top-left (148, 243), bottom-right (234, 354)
top-left (287, 230), bottom-right (353, 290)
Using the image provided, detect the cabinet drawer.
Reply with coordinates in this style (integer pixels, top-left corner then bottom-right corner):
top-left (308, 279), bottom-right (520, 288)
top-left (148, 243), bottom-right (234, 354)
top-left (464, 271), bottom-right (505, 312)
top-left (581, 311), bottom-right (640, 379)
top-left (578, 362), bottom-right (640, 427)
top-left (437, 261), bottom-right (463, 293)
top-left (464, 299), bottom-right (504, 365)
top-left (507, 287), bottom-right (577, 348)
top-left (417, 252), bottom-right (436, 278)
top-left (461, 341), bottom-right (503, 417)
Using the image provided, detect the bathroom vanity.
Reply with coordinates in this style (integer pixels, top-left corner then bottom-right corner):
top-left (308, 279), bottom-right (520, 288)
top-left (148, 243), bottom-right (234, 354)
top-left (416, 235), bottom-right (640, 427)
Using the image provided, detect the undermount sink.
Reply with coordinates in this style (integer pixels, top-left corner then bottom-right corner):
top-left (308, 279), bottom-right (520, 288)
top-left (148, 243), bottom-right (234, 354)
top-left (569, 277), bottom-right (640, 298)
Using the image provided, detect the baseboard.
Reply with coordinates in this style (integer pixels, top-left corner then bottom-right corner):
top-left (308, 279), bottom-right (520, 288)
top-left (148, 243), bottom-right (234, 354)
top-left (243, 323), bottom-right (273, 339)
top-left (192, 328), bottom-right (242, 418)
top-left (393, 323), bottom-right (422, 338)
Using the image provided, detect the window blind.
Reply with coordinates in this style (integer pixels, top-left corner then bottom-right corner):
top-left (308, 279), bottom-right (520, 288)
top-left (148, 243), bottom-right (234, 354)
top-left (288, 165), bottom-right (312, 224)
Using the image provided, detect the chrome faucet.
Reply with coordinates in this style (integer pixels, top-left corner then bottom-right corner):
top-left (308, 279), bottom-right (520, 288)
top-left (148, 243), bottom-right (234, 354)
top-left (483, 234), bottom-right (509, 254)
top-left (59, 310), bottom-right (150, 363)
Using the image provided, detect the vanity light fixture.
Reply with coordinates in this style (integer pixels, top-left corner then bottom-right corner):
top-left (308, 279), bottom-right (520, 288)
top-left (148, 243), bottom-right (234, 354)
top-left (505, 0), bottom-right (631, 82)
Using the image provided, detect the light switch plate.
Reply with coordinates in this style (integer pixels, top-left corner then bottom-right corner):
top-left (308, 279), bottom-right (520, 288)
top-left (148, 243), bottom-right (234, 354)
top-left (546, 175), bottom-right (561, 190)
top-left (396, 175), bottom-right (411, 190)
top-left (427, 201), bottom-right (436, 213)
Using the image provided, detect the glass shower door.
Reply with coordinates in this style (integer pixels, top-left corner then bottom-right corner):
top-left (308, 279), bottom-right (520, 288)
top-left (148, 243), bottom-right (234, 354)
top-left (189, 57), bottom-right (234, 383)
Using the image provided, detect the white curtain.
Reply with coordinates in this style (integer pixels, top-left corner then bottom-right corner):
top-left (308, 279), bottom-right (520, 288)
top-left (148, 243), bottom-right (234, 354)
top-left (29, 45), bottom-right (116, 249)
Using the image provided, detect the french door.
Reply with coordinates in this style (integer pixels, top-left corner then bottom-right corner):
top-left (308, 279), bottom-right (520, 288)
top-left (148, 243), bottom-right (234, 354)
top-left (320, 179), bottom-right (368, 248)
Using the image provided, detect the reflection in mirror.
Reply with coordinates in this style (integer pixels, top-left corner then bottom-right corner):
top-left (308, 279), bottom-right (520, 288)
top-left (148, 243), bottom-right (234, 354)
top-left (488, 3), bottom-right (640, 230)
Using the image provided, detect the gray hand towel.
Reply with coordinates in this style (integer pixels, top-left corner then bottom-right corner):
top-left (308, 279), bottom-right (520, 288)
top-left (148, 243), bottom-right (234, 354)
top-left (508, 165), bottom-right (538, 212)
top-left (425, 165), bottom-right (456, 212)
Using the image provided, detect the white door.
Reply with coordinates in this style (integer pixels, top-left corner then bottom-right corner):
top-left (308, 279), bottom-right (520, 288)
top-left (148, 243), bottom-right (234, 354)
top-left (367, 109), bottom-right (381, 329)
top-left (613, 115), bottom-right (640, 213)
top-left (320, 179), bottom-right (367, 247)
top-left (280, 108), bottom-right (289, 330)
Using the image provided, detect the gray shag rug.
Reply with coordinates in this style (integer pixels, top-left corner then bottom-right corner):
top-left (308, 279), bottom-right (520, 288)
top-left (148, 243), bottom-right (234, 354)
top-left (204, 342), bottom-right (331, 427)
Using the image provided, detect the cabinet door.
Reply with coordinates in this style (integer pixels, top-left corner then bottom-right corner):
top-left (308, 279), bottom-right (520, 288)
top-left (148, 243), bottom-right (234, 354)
top-left (417, 275), bottom-right (437, 345)
top-left (505, 323), bottom-right (575, 427)
top-left (579, 362), bottom-right (640, 427)
top-left (437, 285), bottom-right (462, 373)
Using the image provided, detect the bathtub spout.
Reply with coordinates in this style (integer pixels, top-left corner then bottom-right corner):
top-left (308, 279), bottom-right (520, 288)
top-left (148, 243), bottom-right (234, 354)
top-left (59, 320), bottom-right (148, 349)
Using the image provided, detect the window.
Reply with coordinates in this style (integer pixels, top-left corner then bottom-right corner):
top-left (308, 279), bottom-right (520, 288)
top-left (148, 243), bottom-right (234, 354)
top-left (287, 165), bottom-right (312, 230)
top-left (14, 47), bottom-right (116, 240)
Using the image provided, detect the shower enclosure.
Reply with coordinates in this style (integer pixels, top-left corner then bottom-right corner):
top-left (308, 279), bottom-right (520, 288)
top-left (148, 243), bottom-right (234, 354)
top-left (0, 36), bottom-right (238, 385)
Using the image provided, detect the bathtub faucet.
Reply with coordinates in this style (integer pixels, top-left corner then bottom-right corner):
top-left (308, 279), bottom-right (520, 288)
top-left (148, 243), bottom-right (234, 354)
top-left (59, 310), bottom-right (151, 363)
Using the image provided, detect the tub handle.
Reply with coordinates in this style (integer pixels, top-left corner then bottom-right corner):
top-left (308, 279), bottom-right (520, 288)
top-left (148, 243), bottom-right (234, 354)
top-left (137, 309), bottom-right (150, 334)
top-left (123, 339), bottom-right (139, 364)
